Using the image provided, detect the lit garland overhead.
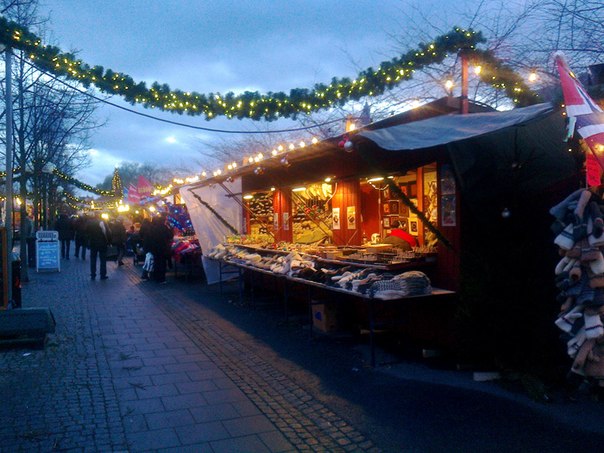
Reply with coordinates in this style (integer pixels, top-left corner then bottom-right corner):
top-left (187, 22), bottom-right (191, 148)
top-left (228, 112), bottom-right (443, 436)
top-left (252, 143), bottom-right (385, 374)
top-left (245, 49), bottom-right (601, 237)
top-left (52, 168), bottom-right (117, 197)
top-left (65, 191), bottom-right (131, 213)
top-left (0, 17), bottom-right (539, 121)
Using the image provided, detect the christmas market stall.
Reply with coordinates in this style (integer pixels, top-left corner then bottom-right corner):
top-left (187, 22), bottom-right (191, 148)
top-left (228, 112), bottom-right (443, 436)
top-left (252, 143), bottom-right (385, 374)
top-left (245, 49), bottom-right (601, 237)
top-left (180, 98), bottom-right (581, 367)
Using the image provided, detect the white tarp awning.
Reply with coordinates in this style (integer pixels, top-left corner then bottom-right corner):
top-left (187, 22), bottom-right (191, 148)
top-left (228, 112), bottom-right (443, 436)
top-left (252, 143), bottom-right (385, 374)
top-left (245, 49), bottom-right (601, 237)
top-left (179, 178), bottom-right (243, 284)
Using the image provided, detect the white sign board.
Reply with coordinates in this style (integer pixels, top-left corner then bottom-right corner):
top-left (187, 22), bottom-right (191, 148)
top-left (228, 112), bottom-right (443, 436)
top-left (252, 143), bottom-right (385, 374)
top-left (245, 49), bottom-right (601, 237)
top-left (36, 230), bottom-right (60, 272)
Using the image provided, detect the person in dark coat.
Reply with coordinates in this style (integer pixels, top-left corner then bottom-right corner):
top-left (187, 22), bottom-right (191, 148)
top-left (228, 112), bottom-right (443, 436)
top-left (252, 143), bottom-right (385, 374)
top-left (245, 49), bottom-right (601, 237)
top-left (54, 213), bottom-right (75, 259)
top-left (138, 218), bottom-right (152, 280)
top-left (73, 214), bottom-right (89, 260)
top-left (148, 214), bottom-right (173, 284)
top-left (86, 212), bottom-right (112, 280)
top-left (110, 218), bottom-right (127, 266)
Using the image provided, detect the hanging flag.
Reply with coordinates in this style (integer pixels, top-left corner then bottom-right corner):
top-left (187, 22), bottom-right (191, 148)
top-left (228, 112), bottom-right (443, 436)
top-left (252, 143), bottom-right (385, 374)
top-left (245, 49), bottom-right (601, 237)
top-left (127, 184), bottom-right (141, 204)
top-left (137, 175), bottom-right (154, 198)
top-left (555, 53), bottom-right (604, 187)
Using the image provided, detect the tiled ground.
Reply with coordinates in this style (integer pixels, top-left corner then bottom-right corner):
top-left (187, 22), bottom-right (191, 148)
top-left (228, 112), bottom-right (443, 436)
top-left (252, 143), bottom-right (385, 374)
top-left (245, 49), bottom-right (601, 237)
top-left (0, 255), bottom-right (377, 452)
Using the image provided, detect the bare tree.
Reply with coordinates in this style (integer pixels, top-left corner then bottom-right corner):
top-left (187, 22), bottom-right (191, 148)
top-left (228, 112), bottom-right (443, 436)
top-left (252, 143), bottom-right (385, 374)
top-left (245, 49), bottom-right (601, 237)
top-left (0, 0), bottom-right (103, 280)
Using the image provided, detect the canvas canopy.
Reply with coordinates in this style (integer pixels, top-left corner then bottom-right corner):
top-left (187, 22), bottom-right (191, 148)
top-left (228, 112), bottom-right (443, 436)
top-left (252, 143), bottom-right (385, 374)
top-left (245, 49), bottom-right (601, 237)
top-left (357, 103), bottom-right (554, 151)
top-left (179, 178), bottom-right (243, 284)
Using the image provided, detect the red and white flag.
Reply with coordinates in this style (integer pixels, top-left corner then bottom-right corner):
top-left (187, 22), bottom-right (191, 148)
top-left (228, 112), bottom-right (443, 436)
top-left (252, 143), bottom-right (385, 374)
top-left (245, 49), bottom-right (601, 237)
top-left (127, 183), bottom-right (141, 204)
top-left (555, 54), bottom-right (604, 187)
top-left (137, 175), bottom-right (154, 198)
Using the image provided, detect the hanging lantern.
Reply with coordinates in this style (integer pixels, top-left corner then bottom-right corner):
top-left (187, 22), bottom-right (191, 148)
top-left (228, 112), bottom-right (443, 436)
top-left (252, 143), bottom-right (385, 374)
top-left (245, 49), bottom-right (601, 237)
top-left (343, 140), bottom-right (354, 153)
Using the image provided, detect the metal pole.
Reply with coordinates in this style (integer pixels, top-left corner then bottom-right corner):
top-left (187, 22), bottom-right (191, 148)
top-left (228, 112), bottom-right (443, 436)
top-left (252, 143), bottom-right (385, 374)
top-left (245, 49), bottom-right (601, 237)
top-left (5, 48), bottom-right (13, 304)
top-left (460, 52), bottom-right (469, 114)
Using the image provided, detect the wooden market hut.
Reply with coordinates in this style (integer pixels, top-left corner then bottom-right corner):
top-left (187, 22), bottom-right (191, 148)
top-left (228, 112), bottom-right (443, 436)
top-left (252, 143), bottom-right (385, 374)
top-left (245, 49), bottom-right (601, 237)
top-left (181, 98), bottom-right (582, 368)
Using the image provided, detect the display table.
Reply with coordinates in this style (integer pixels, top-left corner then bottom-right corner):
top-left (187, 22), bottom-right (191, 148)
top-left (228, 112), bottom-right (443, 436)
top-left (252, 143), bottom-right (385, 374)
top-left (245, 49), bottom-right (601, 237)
top-left (209, 249), bottom-right (455, 366)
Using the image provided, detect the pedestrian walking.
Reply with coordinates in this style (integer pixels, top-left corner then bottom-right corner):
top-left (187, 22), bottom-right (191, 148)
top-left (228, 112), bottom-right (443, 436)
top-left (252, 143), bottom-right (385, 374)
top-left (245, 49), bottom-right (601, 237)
top-left (110, 217), bottom-right (127, 266)
top-left (54, 212), bottom-right (75, 259)
top-left (86, 212), bottom-right (112, 280)
top-left (73, 214), bottom-right (89, 260)
top-left (23, 213), bottom-right (36, 268)
top-left (148, 214), bottom-right (173, 284)
top-left (139, 218), bottom-right (152, 280)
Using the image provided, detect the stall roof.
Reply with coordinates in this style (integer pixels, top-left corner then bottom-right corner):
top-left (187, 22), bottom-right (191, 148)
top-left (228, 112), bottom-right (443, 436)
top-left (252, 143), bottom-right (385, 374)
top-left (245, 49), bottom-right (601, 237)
top-left (356, 103), bottom-right (554, 151)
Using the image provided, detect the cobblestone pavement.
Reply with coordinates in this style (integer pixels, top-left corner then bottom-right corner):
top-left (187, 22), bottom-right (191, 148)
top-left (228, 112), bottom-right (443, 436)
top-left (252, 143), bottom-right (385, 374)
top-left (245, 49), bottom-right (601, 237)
top-left (4, 255), bottom-right (604, 452)
top-left (0, 256), bottom-right (378, 452)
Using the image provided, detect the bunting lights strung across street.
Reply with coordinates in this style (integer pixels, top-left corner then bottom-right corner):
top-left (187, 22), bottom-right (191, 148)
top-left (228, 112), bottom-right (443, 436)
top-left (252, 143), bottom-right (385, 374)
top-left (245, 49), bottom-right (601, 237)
top-left (0, 17), bottom-right (540, 121)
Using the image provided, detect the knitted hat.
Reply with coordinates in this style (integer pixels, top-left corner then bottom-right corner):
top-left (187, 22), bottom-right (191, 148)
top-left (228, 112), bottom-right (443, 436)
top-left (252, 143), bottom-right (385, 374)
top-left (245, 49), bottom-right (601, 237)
top-left (589, 201), bottom-right (604, 238)
top-left (588, 217), bottom-right (604, 247)
top-left (555, 256), bottom-right (576, 275)
top-left (584, 313), bottom-right (604, 339)
top-left (574, 189), bottom-right (593, 219)
top-left (549, 188), bottom-right (584, 221)
top-left (554, 223), bottom-right (575, 250)
top-left (589, 251), bottom-right (604, 275)
top-left (567, 328), bottom-right (587, 359)
top-left (569, 260), bottom-right (582, 282)
top-left (555, 305), bottom-right (583, 333)
top-left (589, 270), bottom-right (604, 289)
top-left (580, 244), bottom-right (601, 262)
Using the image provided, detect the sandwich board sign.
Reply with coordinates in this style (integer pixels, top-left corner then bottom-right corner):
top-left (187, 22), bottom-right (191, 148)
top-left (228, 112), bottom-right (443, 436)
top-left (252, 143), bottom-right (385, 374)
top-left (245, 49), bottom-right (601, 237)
top-left (36, 231), bottom-right (60, 272)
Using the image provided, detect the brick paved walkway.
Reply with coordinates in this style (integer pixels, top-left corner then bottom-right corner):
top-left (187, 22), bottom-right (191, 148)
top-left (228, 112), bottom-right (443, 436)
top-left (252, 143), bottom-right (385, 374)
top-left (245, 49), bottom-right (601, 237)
top-left (0, 256), bottom-right (378, 452)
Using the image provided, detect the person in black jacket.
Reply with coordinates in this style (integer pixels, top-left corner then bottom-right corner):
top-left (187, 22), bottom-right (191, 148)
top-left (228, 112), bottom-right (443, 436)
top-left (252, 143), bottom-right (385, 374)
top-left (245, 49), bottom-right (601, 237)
top-left (148, 214), bottom-right (174, 284)
top-left (110, 218), bottom-right (127, 266)
top-left (54, 213), bottom-right (75, 259)
top-left (86, 212), bottom-right (112, 280)
top-left (138, 218), bottom-right (152, 280)
top-left (73, 214), bottom-right (89, 260)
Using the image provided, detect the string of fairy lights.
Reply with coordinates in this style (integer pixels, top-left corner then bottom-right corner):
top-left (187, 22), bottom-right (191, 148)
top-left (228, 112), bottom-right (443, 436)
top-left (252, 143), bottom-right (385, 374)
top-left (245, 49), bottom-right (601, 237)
top-left (0, 17), bottom-right (539, 122)
top-left (0, 166), bottom-right (117, 197)
top-left (0, 15), bottom-right (545, 210)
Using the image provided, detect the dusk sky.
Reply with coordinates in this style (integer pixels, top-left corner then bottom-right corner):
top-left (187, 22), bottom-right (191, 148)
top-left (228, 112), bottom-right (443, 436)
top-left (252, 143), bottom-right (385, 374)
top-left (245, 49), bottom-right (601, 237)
top-left (36, 0), bottom-right (486, 185)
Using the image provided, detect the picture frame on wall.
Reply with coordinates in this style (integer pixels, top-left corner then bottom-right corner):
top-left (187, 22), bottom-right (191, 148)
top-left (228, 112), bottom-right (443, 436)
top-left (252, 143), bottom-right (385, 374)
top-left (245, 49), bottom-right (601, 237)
top-left (383, 217), bottom-right (390, 228)
top-left (399, 217), bottom-right (408, 231)
top-left (388, 200), bottom-right (399, 215)
top-left (409, 219), bottom-right (419, 236)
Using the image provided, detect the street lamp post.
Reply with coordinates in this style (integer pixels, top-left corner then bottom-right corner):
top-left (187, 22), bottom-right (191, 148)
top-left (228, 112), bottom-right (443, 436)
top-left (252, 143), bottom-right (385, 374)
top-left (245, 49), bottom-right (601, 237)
top-left (3, 46), bottom-right (13, 306)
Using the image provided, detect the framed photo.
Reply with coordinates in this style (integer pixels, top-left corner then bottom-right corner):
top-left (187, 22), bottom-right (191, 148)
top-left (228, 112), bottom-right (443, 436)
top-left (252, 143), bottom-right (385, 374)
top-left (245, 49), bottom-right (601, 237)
top-left (346, 206), bottom-right (356, 229)
top-left (383, 217), bottom-right (390, 228)
top-left (388, 200), bottom-right (399, 215)
top-left (409, 219), bottom-right (419, 236)
top-left (383, 203), bottom-right (390, 214)
top-left (332, 207), bottom-right (340, 230)
top-left (398, 218), bottom-right (408, 231)
top-left (399, 184), bottom-right (408, 195)
top-left (399, 204), bottom-right (410, 217)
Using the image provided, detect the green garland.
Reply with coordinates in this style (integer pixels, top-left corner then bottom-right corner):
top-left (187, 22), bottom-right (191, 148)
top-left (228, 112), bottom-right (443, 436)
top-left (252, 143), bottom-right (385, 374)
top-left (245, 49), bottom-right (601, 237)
top-left (1, 166), bottom-right (116, 197)
top-left (0, 16), bottom-right (539, 121)
top-left (52, 168), bottom-right (117, 197)
top-left (65, 191), bottom-right (118, 208)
